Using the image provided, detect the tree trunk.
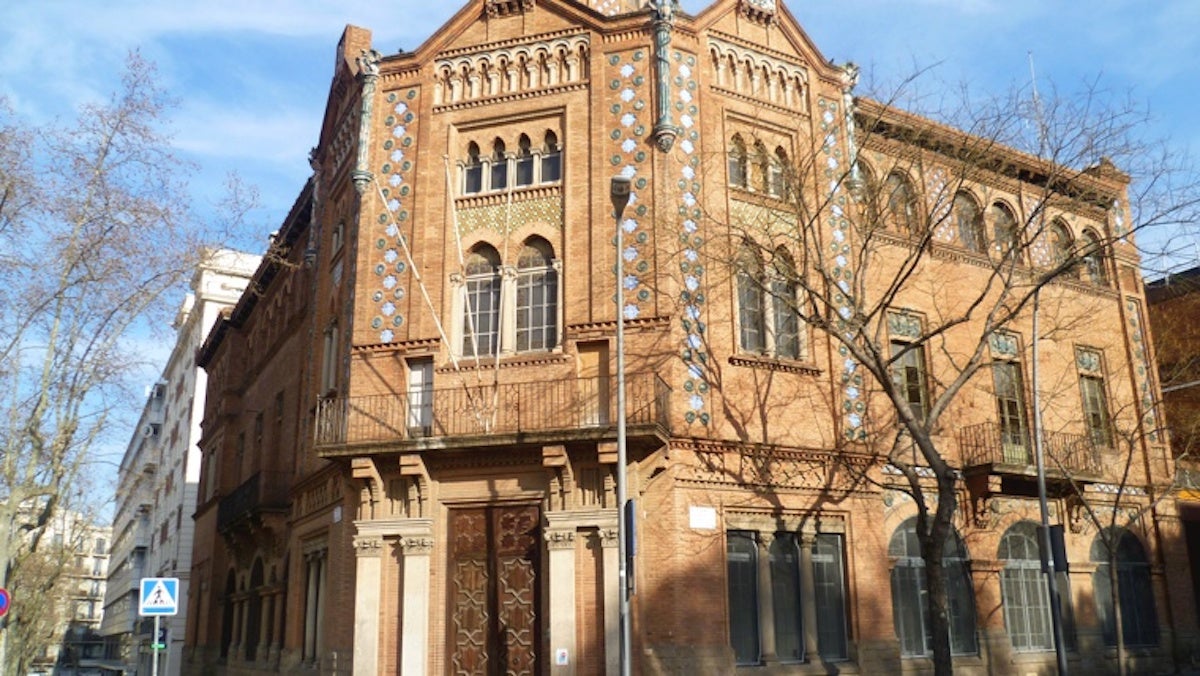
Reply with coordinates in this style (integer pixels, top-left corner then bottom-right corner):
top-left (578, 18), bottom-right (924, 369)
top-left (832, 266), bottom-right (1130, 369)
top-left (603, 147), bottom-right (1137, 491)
top-left (918, 476), bottom-right (960, 676)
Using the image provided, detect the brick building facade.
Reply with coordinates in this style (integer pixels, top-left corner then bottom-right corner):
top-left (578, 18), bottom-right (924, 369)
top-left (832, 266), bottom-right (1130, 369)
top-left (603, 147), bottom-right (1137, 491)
top-left (183, 1), bottom-right (1198, 674)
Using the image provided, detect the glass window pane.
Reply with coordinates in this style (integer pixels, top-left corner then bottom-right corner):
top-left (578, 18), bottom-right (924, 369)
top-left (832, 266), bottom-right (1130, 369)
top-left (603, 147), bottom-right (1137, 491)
top-left (770, 534), bottom-right (804, 663)
top-left (814, 534), bottom-right (848, 660)
top-left (727, 532), bottom-right (760, 665)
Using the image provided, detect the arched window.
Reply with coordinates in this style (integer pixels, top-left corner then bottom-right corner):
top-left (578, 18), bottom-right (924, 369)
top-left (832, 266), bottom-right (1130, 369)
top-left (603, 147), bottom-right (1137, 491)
top-left (991, 202), bottom-right (1021, 261)
top-left (1079, 228), bottom-right (1107, 284)
top-left (856, 162), bottom-right (879, 224)
top-left (221, 570), bottom-right (236, 659)
top-left (884, 171), bottom-right (919, 233)
top-left (769, 146), bottom-right (790, 199)
top-left (999, 522), bottom-right (1053, 651)
top-left (516, 237), bottom-right (558, 352)
top-left (729, 134), bottom-right (749, 189)
top-left (889, 518), bottom-right (978, 657)
top-left (463, 244), bottom-right (502, 356)
top-left (954, 191), bottom-right (986, 253)
top-left (541, 130), bottom-right (561, 183)
top-left (737, 242), bottom-right (804, 360)
top-left (515, 133), bottom-right (534, 187)
top-left (490, 138), bottom-right (508, 191)
top-left (754, 139), bottom-right (770, 193)
top-left (1092, 528), bottom-right (1159, 647)
top-left (464, 141), bottom-right (483, 194)
top-left (771, 249), bottom-right (800, 360)
top-left (1047, 219), bottom-right (1072, 268)
top-left (736, 241), bottom-right (765, 353)
top-left (245, 559), bottom-right (265, 661)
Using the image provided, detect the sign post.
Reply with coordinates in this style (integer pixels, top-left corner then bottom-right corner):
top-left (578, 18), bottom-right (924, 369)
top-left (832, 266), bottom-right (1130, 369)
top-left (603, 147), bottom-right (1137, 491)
top-left (139, 578), bottom-right (179, 676)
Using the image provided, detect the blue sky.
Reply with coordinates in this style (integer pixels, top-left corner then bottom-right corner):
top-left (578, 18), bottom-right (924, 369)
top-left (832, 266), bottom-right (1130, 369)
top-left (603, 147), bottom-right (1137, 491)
top-left (2, 0), bottom-right (1194, 270)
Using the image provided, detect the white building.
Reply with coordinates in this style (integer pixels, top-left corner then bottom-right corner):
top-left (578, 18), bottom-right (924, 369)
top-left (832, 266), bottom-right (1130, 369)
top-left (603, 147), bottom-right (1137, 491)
top-left (100, 249), bottom-right (259, 675)
top-left (16, 506), bottom-right (112, 674)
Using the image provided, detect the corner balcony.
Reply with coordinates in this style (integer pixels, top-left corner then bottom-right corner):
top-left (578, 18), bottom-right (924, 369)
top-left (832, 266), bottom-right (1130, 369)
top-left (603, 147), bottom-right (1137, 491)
top-left (217, 471), bottom-right (291, 535)
top-left (959, 421), bottom-right (1103, 482)
top-left (314, 373), bottom-right (671, 456)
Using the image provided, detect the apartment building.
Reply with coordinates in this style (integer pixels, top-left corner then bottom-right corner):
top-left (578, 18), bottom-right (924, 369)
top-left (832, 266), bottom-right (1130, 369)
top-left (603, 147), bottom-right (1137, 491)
top-left (100, 250), bottom-right (259, 675)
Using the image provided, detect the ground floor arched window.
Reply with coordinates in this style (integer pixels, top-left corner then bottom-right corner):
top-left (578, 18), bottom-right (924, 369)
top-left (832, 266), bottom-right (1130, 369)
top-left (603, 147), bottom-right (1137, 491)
top-left (1092, 528), bottom-right (1158, 647)
top-left (889, 518), bottom-right (978, 657)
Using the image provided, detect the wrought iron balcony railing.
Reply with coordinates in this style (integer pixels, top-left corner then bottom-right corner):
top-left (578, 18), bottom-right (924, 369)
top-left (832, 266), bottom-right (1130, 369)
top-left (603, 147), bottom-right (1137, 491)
top-left (959, 421), bottom-right (1102, 477)
top-left (216, 471), bottom-right (291, 533)
top-left (314, 372), bottom-right (671, 450)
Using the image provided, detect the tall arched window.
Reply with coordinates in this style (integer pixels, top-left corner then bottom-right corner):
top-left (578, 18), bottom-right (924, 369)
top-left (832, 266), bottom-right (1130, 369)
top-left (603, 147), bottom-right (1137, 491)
top-left (737, 242), bottom-right (804, 360)
top-left (884, 171), bottom-right (919, 233)
top-left (754, 139), bottom-right (770, 193)
top-left (991, 202), bottom-right (1021, 261)
top-left (999, 522), bottom-right (1053, 651)
top-left (541, 130), bottom-right (561, 183)
top-left (1079, 228), bottom-right (1107, 284)
top-left (464, 141), bottom-right (483, 194)
top-left (736, 241), bottom-right (765, 353)
top-left (954, 191), bottom-right (986, 253)
top-left (769, 146), bottom-right (790, 199)
top-left (221, 570), bottom-right (236, 659)
top-left (515, 133), bottom-right (534, 187)
top-left (463, 244), bottom-right (502, 356)
top-left (856, 162), bottom-right (879, 224)
top-left (516, 237), bottom-right (558, 352)
top-left (771, 249), bottom-right (800, 360)
top-left (245, 559), bottom-right (265, 661)
top-left (1047, 219), bottom-right (1072, 268)
top-left (729, 134), bottom-right (749, 189)
top-left (889, 518), bottom-right (978, 657)
top-left (490, 138), bottom-right (508, 191)
top-left (1092, 528), bottom-right (1159, 647)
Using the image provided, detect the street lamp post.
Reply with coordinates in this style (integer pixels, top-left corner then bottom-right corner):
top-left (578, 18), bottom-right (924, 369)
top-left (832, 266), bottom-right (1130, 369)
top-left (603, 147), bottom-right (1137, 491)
top-left (610, 175), bottom-right (633, 676)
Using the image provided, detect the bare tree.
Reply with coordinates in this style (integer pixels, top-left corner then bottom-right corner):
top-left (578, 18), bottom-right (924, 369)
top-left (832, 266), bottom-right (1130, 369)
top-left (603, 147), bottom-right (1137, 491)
top-left (699, 71), bottom-right (1200, 675)
top-left (0, 53), bottom-right (207, 673)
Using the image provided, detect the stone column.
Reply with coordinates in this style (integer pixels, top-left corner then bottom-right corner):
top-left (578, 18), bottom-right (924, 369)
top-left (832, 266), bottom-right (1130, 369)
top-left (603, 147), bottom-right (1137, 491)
top-left (756, 532), bottom-right (778, 663)
top-left (601, 527), bottom-right (620, 676)
top-left (257, 590), bottom-right (271, 665)
top-left (270, 587), bottom-right (285, 664)
top-left (231, 596), bottom-right (244, 662)
top-left (353, 535), bottom-right (384, 675)
top-left (799, 532), bottom-right (820, 660)
top-left (546, 528), bottom-right (577, 674)
top-left (399, 534), bottom-right (433, 676)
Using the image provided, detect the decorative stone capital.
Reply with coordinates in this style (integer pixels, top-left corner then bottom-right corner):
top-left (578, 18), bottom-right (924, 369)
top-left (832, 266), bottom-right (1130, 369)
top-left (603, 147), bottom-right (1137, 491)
top-left (401, 536), bottom-right (434, 556)
top-left (599, 527), bottom-right (620, 548)
top-left (353, 535), bottom-right (384, 557)
top-left (545, 529), bottom-right (576, 551)
top-left (352, 169), bottom-right (374, 194)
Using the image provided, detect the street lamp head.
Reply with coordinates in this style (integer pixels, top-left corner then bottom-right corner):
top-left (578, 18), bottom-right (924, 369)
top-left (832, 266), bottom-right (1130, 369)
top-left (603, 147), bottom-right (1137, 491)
top-left (610, 176), bottom-right (632, 219)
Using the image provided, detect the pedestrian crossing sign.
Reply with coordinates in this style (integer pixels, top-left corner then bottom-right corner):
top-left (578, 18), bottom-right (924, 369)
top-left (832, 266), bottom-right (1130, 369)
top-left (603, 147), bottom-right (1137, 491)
top-left (139, 577), bottom-right (179, 616)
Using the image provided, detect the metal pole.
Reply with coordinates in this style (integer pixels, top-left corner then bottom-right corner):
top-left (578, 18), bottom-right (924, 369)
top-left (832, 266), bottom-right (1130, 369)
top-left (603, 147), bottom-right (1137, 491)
top-left (152, 615), bottom-right (160, 676)
top-left (1031, 290), bottom-right (1069, 674)
top-left (610, 176), bottom-right (632, 676)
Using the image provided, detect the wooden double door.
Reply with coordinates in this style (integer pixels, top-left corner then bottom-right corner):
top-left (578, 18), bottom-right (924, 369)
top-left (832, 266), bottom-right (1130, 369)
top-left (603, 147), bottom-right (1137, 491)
top-left (449, 504), bottom-right (542, 676)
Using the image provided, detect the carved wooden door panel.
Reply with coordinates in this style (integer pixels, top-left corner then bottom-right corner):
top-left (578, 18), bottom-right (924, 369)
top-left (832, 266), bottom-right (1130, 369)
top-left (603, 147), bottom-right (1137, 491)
top-left (450, 505), bottom-right (541, 676)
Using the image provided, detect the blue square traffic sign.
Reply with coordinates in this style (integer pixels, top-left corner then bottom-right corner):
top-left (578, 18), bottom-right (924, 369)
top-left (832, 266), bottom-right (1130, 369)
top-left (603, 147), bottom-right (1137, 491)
top-left (139, 577), bottom-right (179, 616)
